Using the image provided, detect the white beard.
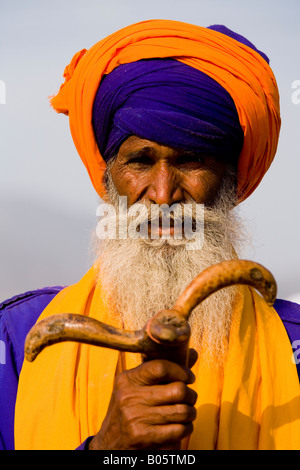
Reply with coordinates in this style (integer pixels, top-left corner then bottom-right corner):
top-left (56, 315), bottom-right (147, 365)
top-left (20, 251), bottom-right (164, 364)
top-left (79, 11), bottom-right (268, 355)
top-left (91, 164), bottom-right (248, 365)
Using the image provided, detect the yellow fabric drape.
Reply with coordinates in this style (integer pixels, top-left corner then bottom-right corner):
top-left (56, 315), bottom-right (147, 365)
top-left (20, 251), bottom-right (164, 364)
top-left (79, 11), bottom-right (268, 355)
top-left (49, 19), bottom-right (281, 203)
top-left (15, 264), bottom-right (300, 450)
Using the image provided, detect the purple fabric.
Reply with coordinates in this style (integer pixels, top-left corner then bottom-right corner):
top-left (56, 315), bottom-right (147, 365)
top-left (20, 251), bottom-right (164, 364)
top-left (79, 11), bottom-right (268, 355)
top-left (0, 286), bottom-right (93, 450)
top-left (92, 59), bottom-right (244, 163)
top-left (0, 287), bottom-right (63, 450)
top-left (207, 25), bottom-right (270, 64)
top-left (274, 299), bottom-right (300, 379)
top-left (0, 287), bottom-right (299, 449)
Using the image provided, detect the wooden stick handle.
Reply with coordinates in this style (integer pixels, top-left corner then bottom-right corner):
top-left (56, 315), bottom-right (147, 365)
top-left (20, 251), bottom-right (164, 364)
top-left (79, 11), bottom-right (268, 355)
top-left (173, 259), bottom-right (277, 318)
top-left (24, 260), bottom-right (277, 364)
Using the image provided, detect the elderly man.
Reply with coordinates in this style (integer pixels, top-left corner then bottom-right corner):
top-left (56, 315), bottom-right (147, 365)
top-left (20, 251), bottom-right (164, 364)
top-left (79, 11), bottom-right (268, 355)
top-left (1, 19), bottom-right (300, 450)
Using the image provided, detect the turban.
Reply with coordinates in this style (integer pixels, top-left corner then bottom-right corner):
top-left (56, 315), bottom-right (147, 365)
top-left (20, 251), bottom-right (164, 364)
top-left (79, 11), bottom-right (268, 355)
top-left (92, 58), bottom-right (244, 164)
top-left (50, 19), bottom-right (281, 202)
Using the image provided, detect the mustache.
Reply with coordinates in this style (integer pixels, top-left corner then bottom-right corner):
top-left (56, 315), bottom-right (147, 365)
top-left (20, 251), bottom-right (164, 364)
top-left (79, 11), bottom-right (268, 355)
top-left (128, 201), bottom-right (200, 227)
top-left (96, 198), bottom-right (205, 244)
top-left (139, 205), bottom-right (198, 247)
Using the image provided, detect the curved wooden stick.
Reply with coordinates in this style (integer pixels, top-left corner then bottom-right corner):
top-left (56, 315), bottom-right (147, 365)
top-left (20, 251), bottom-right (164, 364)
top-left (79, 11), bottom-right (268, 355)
top-left (24, 311), bottom-right (190, 363)
top-left (25, 259), bottom-right (277, 366)
top-left (174, 259), bottom-right (276, 317)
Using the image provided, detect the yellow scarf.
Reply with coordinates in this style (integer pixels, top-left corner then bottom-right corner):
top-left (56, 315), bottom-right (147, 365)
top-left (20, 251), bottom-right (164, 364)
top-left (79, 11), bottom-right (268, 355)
top-left (15, 265), bottom-right (300, 449)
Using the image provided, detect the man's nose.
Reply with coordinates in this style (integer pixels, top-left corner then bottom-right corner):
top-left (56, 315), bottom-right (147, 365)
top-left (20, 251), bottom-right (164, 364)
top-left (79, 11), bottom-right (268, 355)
top-left (145, 164), bottom-right (184, 206)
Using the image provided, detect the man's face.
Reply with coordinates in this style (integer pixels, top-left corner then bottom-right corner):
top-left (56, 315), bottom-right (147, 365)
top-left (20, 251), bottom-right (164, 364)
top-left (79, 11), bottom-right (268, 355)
top-left (110, 136), bottom-right (231, 208)
top-left (95, 138), bottom-right (242, 361)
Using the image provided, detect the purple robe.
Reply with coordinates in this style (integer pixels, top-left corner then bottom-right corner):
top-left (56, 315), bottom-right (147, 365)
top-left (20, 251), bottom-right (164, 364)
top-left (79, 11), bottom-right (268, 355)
top-left (1, 286), bottom-right (300, 450)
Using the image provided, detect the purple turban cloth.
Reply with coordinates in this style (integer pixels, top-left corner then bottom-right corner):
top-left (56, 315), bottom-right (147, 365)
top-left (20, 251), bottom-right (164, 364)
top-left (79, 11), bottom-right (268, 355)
top-left (92, 25), bottom-right (269, 164)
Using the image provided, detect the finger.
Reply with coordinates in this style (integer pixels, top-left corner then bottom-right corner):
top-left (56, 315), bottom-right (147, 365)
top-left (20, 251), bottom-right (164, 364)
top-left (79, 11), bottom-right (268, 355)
top-left (141, 422), bottom-right (194, 448)
top-left (188, 348), bottom-right (198, 368)
top-left (144, 382), bottom-right (198, 407)
top-left (143, 403), bottom-right (197, 425)
top-left (129, 359), bottom-right (195, 386)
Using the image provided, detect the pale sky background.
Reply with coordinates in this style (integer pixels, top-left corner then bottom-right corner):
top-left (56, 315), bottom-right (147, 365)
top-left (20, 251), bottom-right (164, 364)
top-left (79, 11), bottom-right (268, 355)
top-left (0, 0), bottom-right (299, 303)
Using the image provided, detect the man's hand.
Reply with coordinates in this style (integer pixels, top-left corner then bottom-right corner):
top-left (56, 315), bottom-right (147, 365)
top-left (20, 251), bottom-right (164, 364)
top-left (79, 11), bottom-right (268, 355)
top-left (89, 351), bottom-right (198, 450)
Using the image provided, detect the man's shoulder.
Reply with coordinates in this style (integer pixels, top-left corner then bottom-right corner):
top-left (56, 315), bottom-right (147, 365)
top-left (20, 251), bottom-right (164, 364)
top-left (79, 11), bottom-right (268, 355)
top-left (0, 286), bottom-right (64, 312)
top-left (274, 299), bottom-right (300, 381)
top-left (0, 285), bottom-right (64, 332)
top-left (0, 286), bottom-right (64, 330)
top-left (274, 298), bottom-right (300, 324)
top-left (0, 286), bottom-right (64, 372)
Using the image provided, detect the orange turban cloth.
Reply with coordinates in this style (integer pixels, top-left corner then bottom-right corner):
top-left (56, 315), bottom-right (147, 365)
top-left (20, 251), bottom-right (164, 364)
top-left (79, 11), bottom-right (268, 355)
top-left (50, 19), bottom-right (281, 202)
